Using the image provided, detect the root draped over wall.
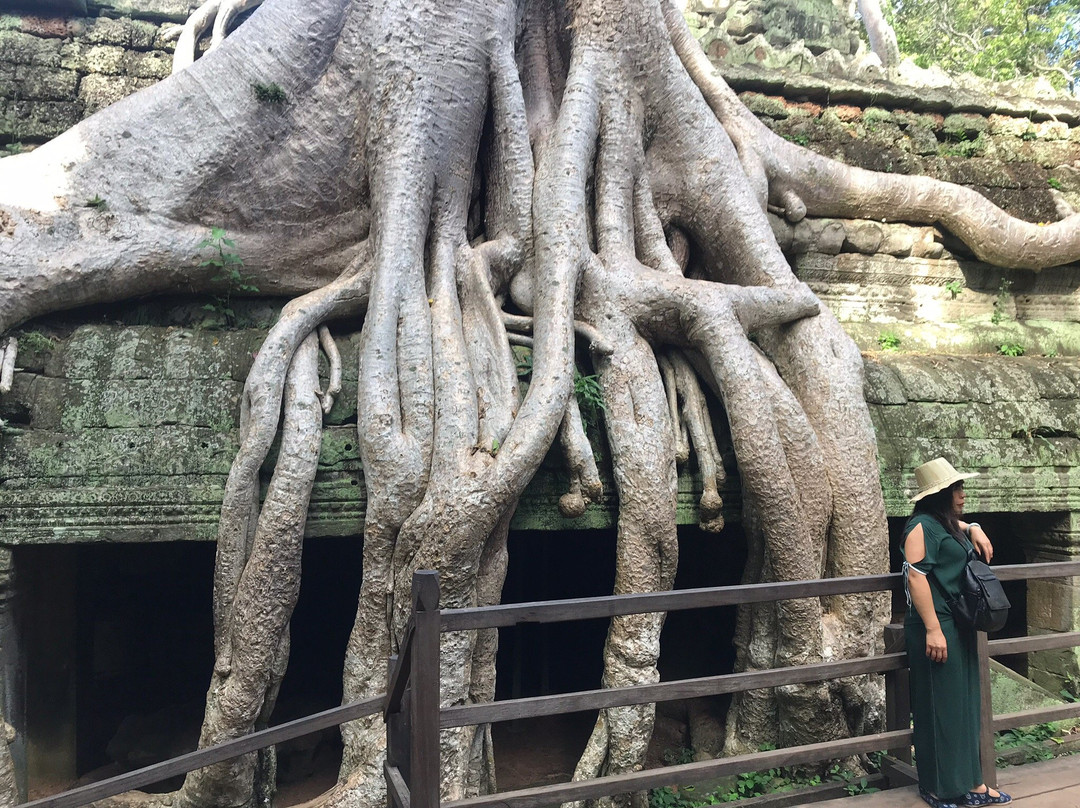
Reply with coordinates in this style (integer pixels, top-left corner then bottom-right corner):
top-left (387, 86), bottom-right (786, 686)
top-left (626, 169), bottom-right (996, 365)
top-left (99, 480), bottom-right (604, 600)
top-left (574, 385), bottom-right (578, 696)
top-left (2, 0), bottom-right (1080, 807)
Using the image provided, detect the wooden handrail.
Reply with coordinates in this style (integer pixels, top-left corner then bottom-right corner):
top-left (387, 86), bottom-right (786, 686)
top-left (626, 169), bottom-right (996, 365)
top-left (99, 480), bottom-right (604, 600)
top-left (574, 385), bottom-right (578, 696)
top-left (439, 652), bottom-right (907, 728)
top-left (988, 631), bottom-right (1080, 656)
top-left (440, 572), bottom-right (899, 631)
top-left (994, 701), bottom-right (1080, 732)
top-left (17, 695), bottom-right (385, 808)
top-left (440, 561), bottom-right (1080, 631)
top-left (442, 730), bottom-right (913, 808)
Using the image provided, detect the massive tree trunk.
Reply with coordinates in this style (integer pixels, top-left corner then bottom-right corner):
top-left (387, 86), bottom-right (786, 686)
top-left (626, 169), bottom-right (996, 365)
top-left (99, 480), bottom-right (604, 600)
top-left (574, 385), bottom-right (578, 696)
top-left (2, 0), bottom-right (1080, 806)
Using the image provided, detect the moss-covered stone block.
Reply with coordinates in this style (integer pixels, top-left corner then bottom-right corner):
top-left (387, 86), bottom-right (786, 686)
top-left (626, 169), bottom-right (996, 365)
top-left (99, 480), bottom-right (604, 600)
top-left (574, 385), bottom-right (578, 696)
top-left (738, 91), bottom-right (790, 119)
top-left (0, 98), bottom-right (81, 139)
top-left (0, 29), bottom-right (62, 67)
top-left (1, 63), bottom-right (77, 101)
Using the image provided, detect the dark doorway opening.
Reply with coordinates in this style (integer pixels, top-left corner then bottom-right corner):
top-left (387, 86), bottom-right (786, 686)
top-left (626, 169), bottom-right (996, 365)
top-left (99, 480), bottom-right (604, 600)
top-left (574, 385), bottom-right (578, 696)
top-left (16, 536), bottom-right (362, 799)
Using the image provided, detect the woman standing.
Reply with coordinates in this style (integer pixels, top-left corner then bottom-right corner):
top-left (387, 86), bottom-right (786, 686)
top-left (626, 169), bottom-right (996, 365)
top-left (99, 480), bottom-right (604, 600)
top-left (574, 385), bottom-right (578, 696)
top-left (901, 457), bottom-right (1011, 807)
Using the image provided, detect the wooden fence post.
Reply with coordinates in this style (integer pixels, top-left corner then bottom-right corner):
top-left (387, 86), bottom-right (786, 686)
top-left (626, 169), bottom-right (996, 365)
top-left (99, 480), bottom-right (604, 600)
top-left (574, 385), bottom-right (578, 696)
top-left (977, 631), bottom-right (996, 789)
top-left (883, 623), bottom-right (912, 765)
top-left (411, 571), bottom-right (442, 808)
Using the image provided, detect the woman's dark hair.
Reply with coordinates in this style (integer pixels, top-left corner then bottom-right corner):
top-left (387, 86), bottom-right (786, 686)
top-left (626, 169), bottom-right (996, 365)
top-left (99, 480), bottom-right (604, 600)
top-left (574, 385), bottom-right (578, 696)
top-left (912, 482), bottom-right (965, 540)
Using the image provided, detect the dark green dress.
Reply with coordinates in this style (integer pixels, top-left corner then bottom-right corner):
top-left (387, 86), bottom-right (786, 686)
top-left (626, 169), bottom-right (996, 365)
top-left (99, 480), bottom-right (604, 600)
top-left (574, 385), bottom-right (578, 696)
top-left (902, 514), bottom-right (983, 798)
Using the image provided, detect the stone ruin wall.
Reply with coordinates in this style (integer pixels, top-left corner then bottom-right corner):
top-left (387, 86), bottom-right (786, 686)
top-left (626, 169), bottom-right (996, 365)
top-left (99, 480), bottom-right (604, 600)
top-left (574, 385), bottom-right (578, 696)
top-left (0, 0), bottom-right (198, 145)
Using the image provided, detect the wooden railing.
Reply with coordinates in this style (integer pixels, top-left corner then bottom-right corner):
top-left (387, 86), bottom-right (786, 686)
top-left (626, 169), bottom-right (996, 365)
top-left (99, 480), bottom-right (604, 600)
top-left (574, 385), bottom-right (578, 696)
top-left (386, 562), bottom-right (1080, 808)
top-left (20, 561), bottom-right (1080, 808)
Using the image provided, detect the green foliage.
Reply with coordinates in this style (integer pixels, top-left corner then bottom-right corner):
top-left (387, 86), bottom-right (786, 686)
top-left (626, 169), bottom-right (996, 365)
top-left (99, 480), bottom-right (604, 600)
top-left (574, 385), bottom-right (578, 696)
top-left (663, 748), bottom-right (696, 766)
top-left (574, 371), bottom-right (606, 434)
top-left (783, 133), bottom-right (810, 147)
top-left (198, 227), bottom-right (259, 327)
top-left (83, 194), bottom-right (108, 209)
top-left (1, 142), bottom-right (26, 157)
top-left (998, 342), bottom-right (1025, 356)
top-left (1020, 128), bottom-right (1039, 140)
top-left (1048, 177), bottom-right (1064, 190)
top-left (648, 757), bottom-right (876, 805)
top-left (945, 280), bottom-right (965, 299)
top-left (885, 0), bottom-right (1080, 90)
top-left (512, 347), bottom-right (607, 437)
top-left (15, 330), bottom-right (56, 353)
top-left (514, 346), bottom-right (533, 378)
top-left (939, 132), bottom-right (985, 158)
top-left (877, 330), bottom-right (902, 351)
top-left (252, 81), bottom-right (287, 104)
top-left (995, 723), bottom-right (1059, 765)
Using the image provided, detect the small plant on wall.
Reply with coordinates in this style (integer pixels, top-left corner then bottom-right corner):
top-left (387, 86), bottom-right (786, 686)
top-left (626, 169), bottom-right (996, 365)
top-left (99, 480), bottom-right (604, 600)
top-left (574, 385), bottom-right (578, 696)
top-left (877, 331), bottom-right (901, 351)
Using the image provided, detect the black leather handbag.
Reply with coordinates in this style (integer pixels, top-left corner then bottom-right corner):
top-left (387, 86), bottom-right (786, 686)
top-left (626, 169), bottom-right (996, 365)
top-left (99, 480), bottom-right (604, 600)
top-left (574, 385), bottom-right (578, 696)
top-left (930, 545), bottom-right (1010, 633)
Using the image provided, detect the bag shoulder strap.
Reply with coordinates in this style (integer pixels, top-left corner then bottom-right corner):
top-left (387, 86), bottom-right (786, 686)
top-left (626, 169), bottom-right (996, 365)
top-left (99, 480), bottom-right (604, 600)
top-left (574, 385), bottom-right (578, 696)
top-left (926, 568), bottom-right (953, 605)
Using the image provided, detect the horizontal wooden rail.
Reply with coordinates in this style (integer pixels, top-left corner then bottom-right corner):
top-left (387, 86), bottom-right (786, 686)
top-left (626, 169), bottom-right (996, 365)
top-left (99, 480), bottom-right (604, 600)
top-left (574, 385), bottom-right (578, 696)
top-left (988, 631), bottom-right (1080, 656)
top-left (441, 652), bottom-right (906, 728)
top-left (17, 695), bottom-right (385, 808)
top-left (440, 561), bottom-right (1080, 632)
top-left (443, 729), bottom-right (912, 808)
top-left (994, 561), bottom-right (1080, 581)
top-left (993, 701), bottom-right (1080, 732)
top-left (441, 573), bottom-right (900, 631)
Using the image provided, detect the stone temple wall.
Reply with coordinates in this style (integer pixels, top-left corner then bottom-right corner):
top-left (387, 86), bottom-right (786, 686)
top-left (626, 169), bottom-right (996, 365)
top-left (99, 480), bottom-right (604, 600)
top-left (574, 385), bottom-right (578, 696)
top-left (0, 1), bottom-right (198, 145)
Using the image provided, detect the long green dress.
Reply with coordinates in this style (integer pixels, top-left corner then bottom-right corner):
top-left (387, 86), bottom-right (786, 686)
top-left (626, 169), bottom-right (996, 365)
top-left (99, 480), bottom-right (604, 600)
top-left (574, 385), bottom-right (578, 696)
top-left (902, 513), bottom-right (983, 798)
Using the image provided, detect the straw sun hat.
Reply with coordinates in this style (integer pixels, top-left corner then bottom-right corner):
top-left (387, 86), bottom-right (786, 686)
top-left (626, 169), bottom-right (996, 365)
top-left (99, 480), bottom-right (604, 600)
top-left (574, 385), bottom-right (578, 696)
top-left (910, 457), bottom-right (979, 503)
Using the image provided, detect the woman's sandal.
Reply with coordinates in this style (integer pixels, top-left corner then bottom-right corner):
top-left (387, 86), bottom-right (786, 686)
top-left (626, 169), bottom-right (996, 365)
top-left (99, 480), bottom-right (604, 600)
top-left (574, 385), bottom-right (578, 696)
top-left (919, 787), bottom-right (960, 808)
top-left (963, 788), bottom-right (1012, 805)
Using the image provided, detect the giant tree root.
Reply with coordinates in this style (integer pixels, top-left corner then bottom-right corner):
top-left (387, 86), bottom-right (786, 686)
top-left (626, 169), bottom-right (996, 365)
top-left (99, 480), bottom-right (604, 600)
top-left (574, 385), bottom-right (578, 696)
top-left (3, 0), bottom-right (1080, 805)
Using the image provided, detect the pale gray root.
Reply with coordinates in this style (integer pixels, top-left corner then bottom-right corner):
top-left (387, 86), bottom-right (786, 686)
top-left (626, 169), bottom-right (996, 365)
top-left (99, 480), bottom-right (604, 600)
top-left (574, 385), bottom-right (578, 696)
top-left (0, 338), bottom-right (14, 394)
top-left (316, 326), bottom-right (342, 415)
top-left (369, 20), bottom-right (603, 802)
top-left (665, 351), bottom-right (725, 532)
top-left (856, 0), bottom-right (900, 70)
top-left (172, 0), bottom-right (222, 73)
top-left (171, 0), bottom-right (268, 73)
top-left (657, 355), bottom-right (689, 463)
top-left (557, 396), bottom-right (603, 518)
top-left (726, 502), bottom-right (778, 751)
top-left (253, 632), bottom-right (290, 808)
top-left (179, 332), bottom-right (324, 808)
top-left (502, 313), bottom-right (615, 357)
top-left (665, 2), bottom-right (1080, 270)
top-left (566, 318), bottom-right (678, 808)
top-left (615, 263), bottom-right (846, 752)
top-left (214, 260), bottom-right (372, 671)
top-left (462, 507), bottom-right (516, 798)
